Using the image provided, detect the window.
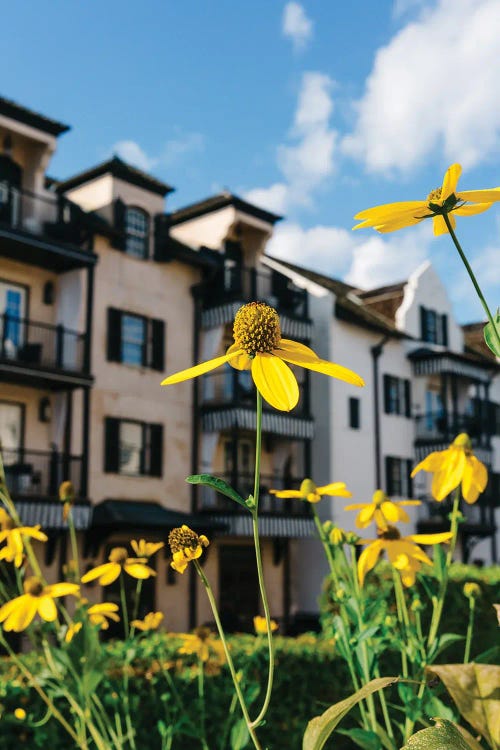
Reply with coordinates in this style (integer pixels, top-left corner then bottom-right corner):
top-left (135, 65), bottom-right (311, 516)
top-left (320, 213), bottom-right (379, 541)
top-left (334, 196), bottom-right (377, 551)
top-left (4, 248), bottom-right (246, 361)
top-left (385, 457), bottom-right (413, 497)
top-left (383, 375), bottom-right (411, 417)
top-left (0, 280), bottom-right (27, 352)
top-left (420, 306), bottom-right (448, 345)
top-left (349, 397), bottom-right (360, 429)
top-left (107, 308), bottom-right (164, 370)
top-left (104, 417), bottom-right (163, 477)
top-left (0, 401), bottom-right (23, 465)
top-left (125, 207), bottom-right (149, 258)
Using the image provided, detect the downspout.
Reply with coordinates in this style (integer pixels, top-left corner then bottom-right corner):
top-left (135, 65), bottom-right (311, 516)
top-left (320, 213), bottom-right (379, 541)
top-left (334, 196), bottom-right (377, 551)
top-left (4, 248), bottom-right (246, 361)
top-left (371, 335), bottom-right (390, 489)
top-left (189, 288), bottom-right (202, 629)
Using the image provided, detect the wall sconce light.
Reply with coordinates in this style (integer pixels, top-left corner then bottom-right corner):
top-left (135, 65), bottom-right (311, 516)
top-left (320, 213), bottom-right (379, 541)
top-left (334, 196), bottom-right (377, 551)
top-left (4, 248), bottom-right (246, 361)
top-left (39, 397), bottom-right (52, 423)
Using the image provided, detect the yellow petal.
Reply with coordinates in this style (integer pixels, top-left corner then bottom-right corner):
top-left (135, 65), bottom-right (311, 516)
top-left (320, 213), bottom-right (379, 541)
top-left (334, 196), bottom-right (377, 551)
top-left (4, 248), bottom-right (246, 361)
top-left (380, 501), bottom-right (400, 523)
top-left (269, 489), bottom-right (303, 498)
top-left (226, 343), bottom-right (252, 371)
top-left (251, 354), bottom-right (299, 411)
top-left (20, 526), bottom-right (48, 542)
top-left (431, 448), bottom-right (466, 501)
top-left (461, 456), bottom-right (488, 504)
top-left (0, 597), bottom-right (24, 622)
top-left (457, 188), bottom-right (500, 203)
top-left (276, 348), bottom-right (365, 387)
top-left (5, 596), bottom-right (38, 632)
top-left (357, 506), bottom-right (375, 528)
top-left (124, 563), bottom-right (155, 579)
top-left (357, 541), bottom-right (383, 586)
top-left (433, 213), bottom-right (456, 236)
top-left (408, 532), bottom-right (452, 545)
top-left (353, 201), bottom-right (427, 222)
top-left (344, 503), bottom-right (367, 510)
top-left (44, 583), bottom-right (80, 598)
top-left (161, 350), bottom-right (243, 386)
top-left (397, 500), bottom-right (421, 506)
top-left (317, 482), bottom-right (352, 497)
top-left (441, 164), bottom-right (462, 201)
top-left (277, 339), bottom-right (321, 361)
top-left (88, 602), bottom-right (119, 615)
top-left (453, 202), bottom-right (492, 216)
top-left (37, 596), bottom-right (58, 622)
top-left (81, 563), bottom-right (117, 585)
top-left (171, 559), bottom-right (188, 574)
top-left (371, 214), bottom-right (428, 233)
top-left (411, 450), bottom-right (445, 477)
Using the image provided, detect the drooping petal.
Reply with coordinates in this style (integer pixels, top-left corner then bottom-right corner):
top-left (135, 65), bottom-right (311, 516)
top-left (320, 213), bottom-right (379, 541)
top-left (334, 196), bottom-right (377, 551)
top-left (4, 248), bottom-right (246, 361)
top-left (357, 540), bottom-right (383, 585)
top-left (461, 456), bottom-right (488, 504)
top-left (357, 505), bottom-right (375, 528)
top-left (81, 563), bottom-right (116, 585)
top-left (441, 164), bottom-right (462, 201)
top-left (37, 596), bottom-right (58, 622)
top-left (20, 526), bottom-right (48, 542)
top-left (317, 482), bottom-right (352, 497)
top-left (433, 213), bottom-right (456, 236)
top-left (161, 350), bottom-right (243, 386)
top-left (0, 597), bottom-right (24, 622)
top-left (5, 596), bottom-right (38, 632)
top-left (431, 448), bottom-right (466, 501)
top-left (277, 339), bottom-right (321, 361)
top-left (226, 343), bottom-right (252, 371)
top-left (454, 202), bottom-right (492, 217)
top-left (411, 450), bottom-right (446, 477)
top-left (408, 532), bottom-right (452, 545)
top-left (251, 354), bottom-right (299, 411)
top-left (44, 583), bottom-right (80, 598)
top-left (343, 503), bottom-right (368, 510)
top-left (124, 562), bottom-right (156, 579)
top-left (269, 489), bottom-right (303, 499)
top-left (276, 348), bottom-right (365, 387)
top-left (457, 188), bottom-right (500, 203)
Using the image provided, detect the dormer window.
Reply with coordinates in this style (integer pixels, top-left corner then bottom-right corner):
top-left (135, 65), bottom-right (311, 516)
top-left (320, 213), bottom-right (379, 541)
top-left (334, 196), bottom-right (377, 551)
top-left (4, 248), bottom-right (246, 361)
top-left (420, 305), bottom-right (448, 346)
top-left (125, 206), bottom-right (149, 258)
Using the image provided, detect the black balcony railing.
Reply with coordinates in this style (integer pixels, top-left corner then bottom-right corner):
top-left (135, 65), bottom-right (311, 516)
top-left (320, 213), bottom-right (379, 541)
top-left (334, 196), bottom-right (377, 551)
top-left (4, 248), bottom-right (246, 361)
top-left (0, 313), bottom-right (87, 373)
top-left (198, 472), bottom-right (309, 515)
top-left (415, 409), bottom-right (490, 445)
top-left (2, 449), bottom-right (83, 498)
top-left (200, 369), bottom-right (309, 417)
top-left (200, 265), bottom-right (308, 319)
top-left (0, 181), bottom-right (92, 247)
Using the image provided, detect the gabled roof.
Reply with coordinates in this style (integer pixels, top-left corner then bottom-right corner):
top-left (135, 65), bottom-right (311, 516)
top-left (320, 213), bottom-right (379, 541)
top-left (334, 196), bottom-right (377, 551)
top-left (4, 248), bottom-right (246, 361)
top-left (462, 321), bottom-right (499, 363)
top-left (0, 95), bottom-right (70, 136)
top-left (57, 156), bottom-right (174, 197)
top-left (266, 257), bottom-right (405, 338)
top-left (354, 281), bottom-right (406, 322)
top-left (169, 191), bottom-right (282, 226)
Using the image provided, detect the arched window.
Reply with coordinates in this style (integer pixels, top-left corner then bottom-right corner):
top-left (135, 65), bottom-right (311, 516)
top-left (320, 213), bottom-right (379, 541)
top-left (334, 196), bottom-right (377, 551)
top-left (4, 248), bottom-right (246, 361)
top-left (125, 206), bottom-right (149, 258)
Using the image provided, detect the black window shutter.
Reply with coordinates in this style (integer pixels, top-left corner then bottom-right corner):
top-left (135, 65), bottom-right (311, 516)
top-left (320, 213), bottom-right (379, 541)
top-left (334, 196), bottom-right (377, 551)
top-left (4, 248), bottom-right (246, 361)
top-left (151, 319), bottom-right (165, 371)
top-left (349, 397), bottom-right (360, 429)
top-left (112, 198), bottom-right (126, 250)
top-left (383, 374), bottom-right (391, 414)
top-left (420, 305), bottom-right (427, 341)
top-left (440, 314), bottom-right (448, 347)
top-left (385, 456), bottom-right (393, 494)
top-left (404, 379), bottom-right (412, 418)
top-left (149, 424), bottom-right (163, 477)
top-left (406, 459), bottom-right (414, 498)
top-left (107, 308), bottom-right (122, 362)
top-left (104, 417), bottom-right (120, 472)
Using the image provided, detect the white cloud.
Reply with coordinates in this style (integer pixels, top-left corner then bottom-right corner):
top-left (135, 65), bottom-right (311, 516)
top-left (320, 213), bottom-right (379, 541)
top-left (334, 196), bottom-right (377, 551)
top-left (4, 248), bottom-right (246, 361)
top-left (113, 132), bottom-right (205, 173)
top-left (282, 2), bottom-right (313, 51)
top-left (244, 72), bottom-right (337, 212)
top-left (267, 222), bottom-right (357, 276)
top-left (343, 0), bottom-right (500, 174)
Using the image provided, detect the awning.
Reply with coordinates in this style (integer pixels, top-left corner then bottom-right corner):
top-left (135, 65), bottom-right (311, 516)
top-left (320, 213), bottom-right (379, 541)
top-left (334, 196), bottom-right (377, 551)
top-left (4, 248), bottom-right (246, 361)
top-left (205, 513), bottom-right (317, 538)
top-left (15, 500), bottom-right (92, 530)
top-left (203, 407), bottom-right (314, 439)
top-left (201, 301), bottom-right (313, 341)
top-left (408, 348), bottom-right (495, 383)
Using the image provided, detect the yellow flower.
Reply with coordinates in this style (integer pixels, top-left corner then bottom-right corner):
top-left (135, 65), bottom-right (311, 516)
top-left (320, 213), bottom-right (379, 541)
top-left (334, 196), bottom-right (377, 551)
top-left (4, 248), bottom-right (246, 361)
top-left (14, 708), bottom-right (26, 720)
top-left (130, 539), bottom-right (164, 558)
top-left (178, 627), bottom-right (226, 666)
top-left (87, 602), bottom-right (120, 630)
top-left (411, 433), bottom-right (487, 504)
top-left (357, 526), bottom-right (452, 587)
top-left (131, 611), bottom-right (164, 631)
top-left (81, 547), bottom-right (156, 586)
top-left (253, 615), bottom-right (278, 634)
top-left (162, 302), bottom-right (364, 412)
top-left (345, 489), bottom-right (421, 530)
top-left (270, 477), bottom-right (352, 504)
top-left (463, 582), bottom-right (481, 600)
top-left (0, 510), bottom-right (48, 568)
top-left (353, 163), bottom-right (500, 236)
top-left (0, 577), bottom-right (79, 632)
top-left (168, 525), bottom-right (209, 574)
top-left (59, 480), bottom-right (75, 522)
top-left (329, 526), bottom-right (347, 546)
top-left (64, 621), bottom-right (83, 643)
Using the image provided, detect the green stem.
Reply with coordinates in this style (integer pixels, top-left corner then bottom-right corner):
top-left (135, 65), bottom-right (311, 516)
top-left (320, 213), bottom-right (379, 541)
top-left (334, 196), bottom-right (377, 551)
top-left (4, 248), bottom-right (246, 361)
top-left (392, 571), bottom-right (409, 679)
top-left (463, 599), bottom-right (475, 664)
top-left (67, 508), bottom-right (81, 582)
top-left (428, 489), bottom-right (460, 649)
top-left (120, 573), bottom-right (130, 639)
top-left (249, 389), bottom-right (275, 730)
top-left (197, 660), bottom-right (209, 750)
top-left (443, 213), bottom-right (500, 351)
top-left (350, 550), bottom-right (378, 732)
top-left (194, 560), bottom-right (262, 750)
top-left (129, 579), bottom-right (143, 637)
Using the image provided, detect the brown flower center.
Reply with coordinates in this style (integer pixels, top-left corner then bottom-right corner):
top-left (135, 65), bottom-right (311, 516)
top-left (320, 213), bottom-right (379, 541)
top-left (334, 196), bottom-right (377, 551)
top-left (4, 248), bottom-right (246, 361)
top-left (427, 187), bottom-right (442, 202)
top-left (233, 302), bottom-right (281, 356)
top-left (378, 525), bottom-right (401, 541)
top-left (108, 547), bottom-right (128, 564)
top-left (23, 576), bottom-right (44, 596)
top-left (169, 525), bottom-right (203, 554)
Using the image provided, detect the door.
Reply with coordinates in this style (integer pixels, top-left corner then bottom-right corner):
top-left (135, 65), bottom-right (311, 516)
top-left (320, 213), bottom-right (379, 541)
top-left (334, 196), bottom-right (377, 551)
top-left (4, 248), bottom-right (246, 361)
top-left (219, 545), bottom-right (259, 632)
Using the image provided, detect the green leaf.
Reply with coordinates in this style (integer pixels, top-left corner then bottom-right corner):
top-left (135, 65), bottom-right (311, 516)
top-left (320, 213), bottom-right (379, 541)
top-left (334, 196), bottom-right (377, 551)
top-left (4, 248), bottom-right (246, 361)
top-left (302, 676), bottom-right (398, 750)
top-left (401, 719), bottom-right (474, 750)
top-left (230, 718), bottom-right (250, 750)
top-left (186, 474), bottom-right (248, 510)
top-left (483, 311), bottom-right (500, 358)
top-left (427, 633), bottom-right (464, 664)
top-left (427, 664), bottom-right (500, 748)
top-left (337, 727), bottom-right (382, 750)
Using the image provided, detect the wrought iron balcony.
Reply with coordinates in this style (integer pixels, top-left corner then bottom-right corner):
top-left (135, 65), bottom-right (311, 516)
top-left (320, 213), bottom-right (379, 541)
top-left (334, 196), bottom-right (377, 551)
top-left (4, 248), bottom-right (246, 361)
top-left (197, 472), bottom-right (309, 516)
top-left (0, 181), bottom-right (97, 270)
top-left (415, 408), bottom-right (491, 448)
top-left (2, 448), bottom-right (83, 499)
top-left (201, 370), bottom-right (309, 416)
top-left (0, 313), bottom-right (88, 379)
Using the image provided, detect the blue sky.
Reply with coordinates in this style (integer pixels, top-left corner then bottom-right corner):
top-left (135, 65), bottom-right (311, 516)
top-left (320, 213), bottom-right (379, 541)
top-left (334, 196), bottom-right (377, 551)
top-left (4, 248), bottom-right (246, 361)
top-left (2, 0), bottom-right (499, 322)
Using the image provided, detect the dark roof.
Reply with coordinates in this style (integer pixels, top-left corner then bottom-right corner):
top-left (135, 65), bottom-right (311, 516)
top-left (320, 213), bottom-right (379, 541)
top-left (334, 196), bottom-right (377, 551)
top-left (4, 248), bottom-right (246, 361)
top-left (169, 192), bottom-right (282, 227)
top-left (164, 237), bottom-right (221, 269)
top-left (408, 346), bottom-right (499, 371)
top-left (0, 96), bottom-right (70, 136)
top-left (57, 156), bottom-right (174, 197)
top-left (266, 257), bottom-right (405, 338)
top-left (90, 499), bottom-right (227, 533)
top-left (354, 281), bottom-right (406, 322)
top-left (462, 322), bottom-right (498, 363)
